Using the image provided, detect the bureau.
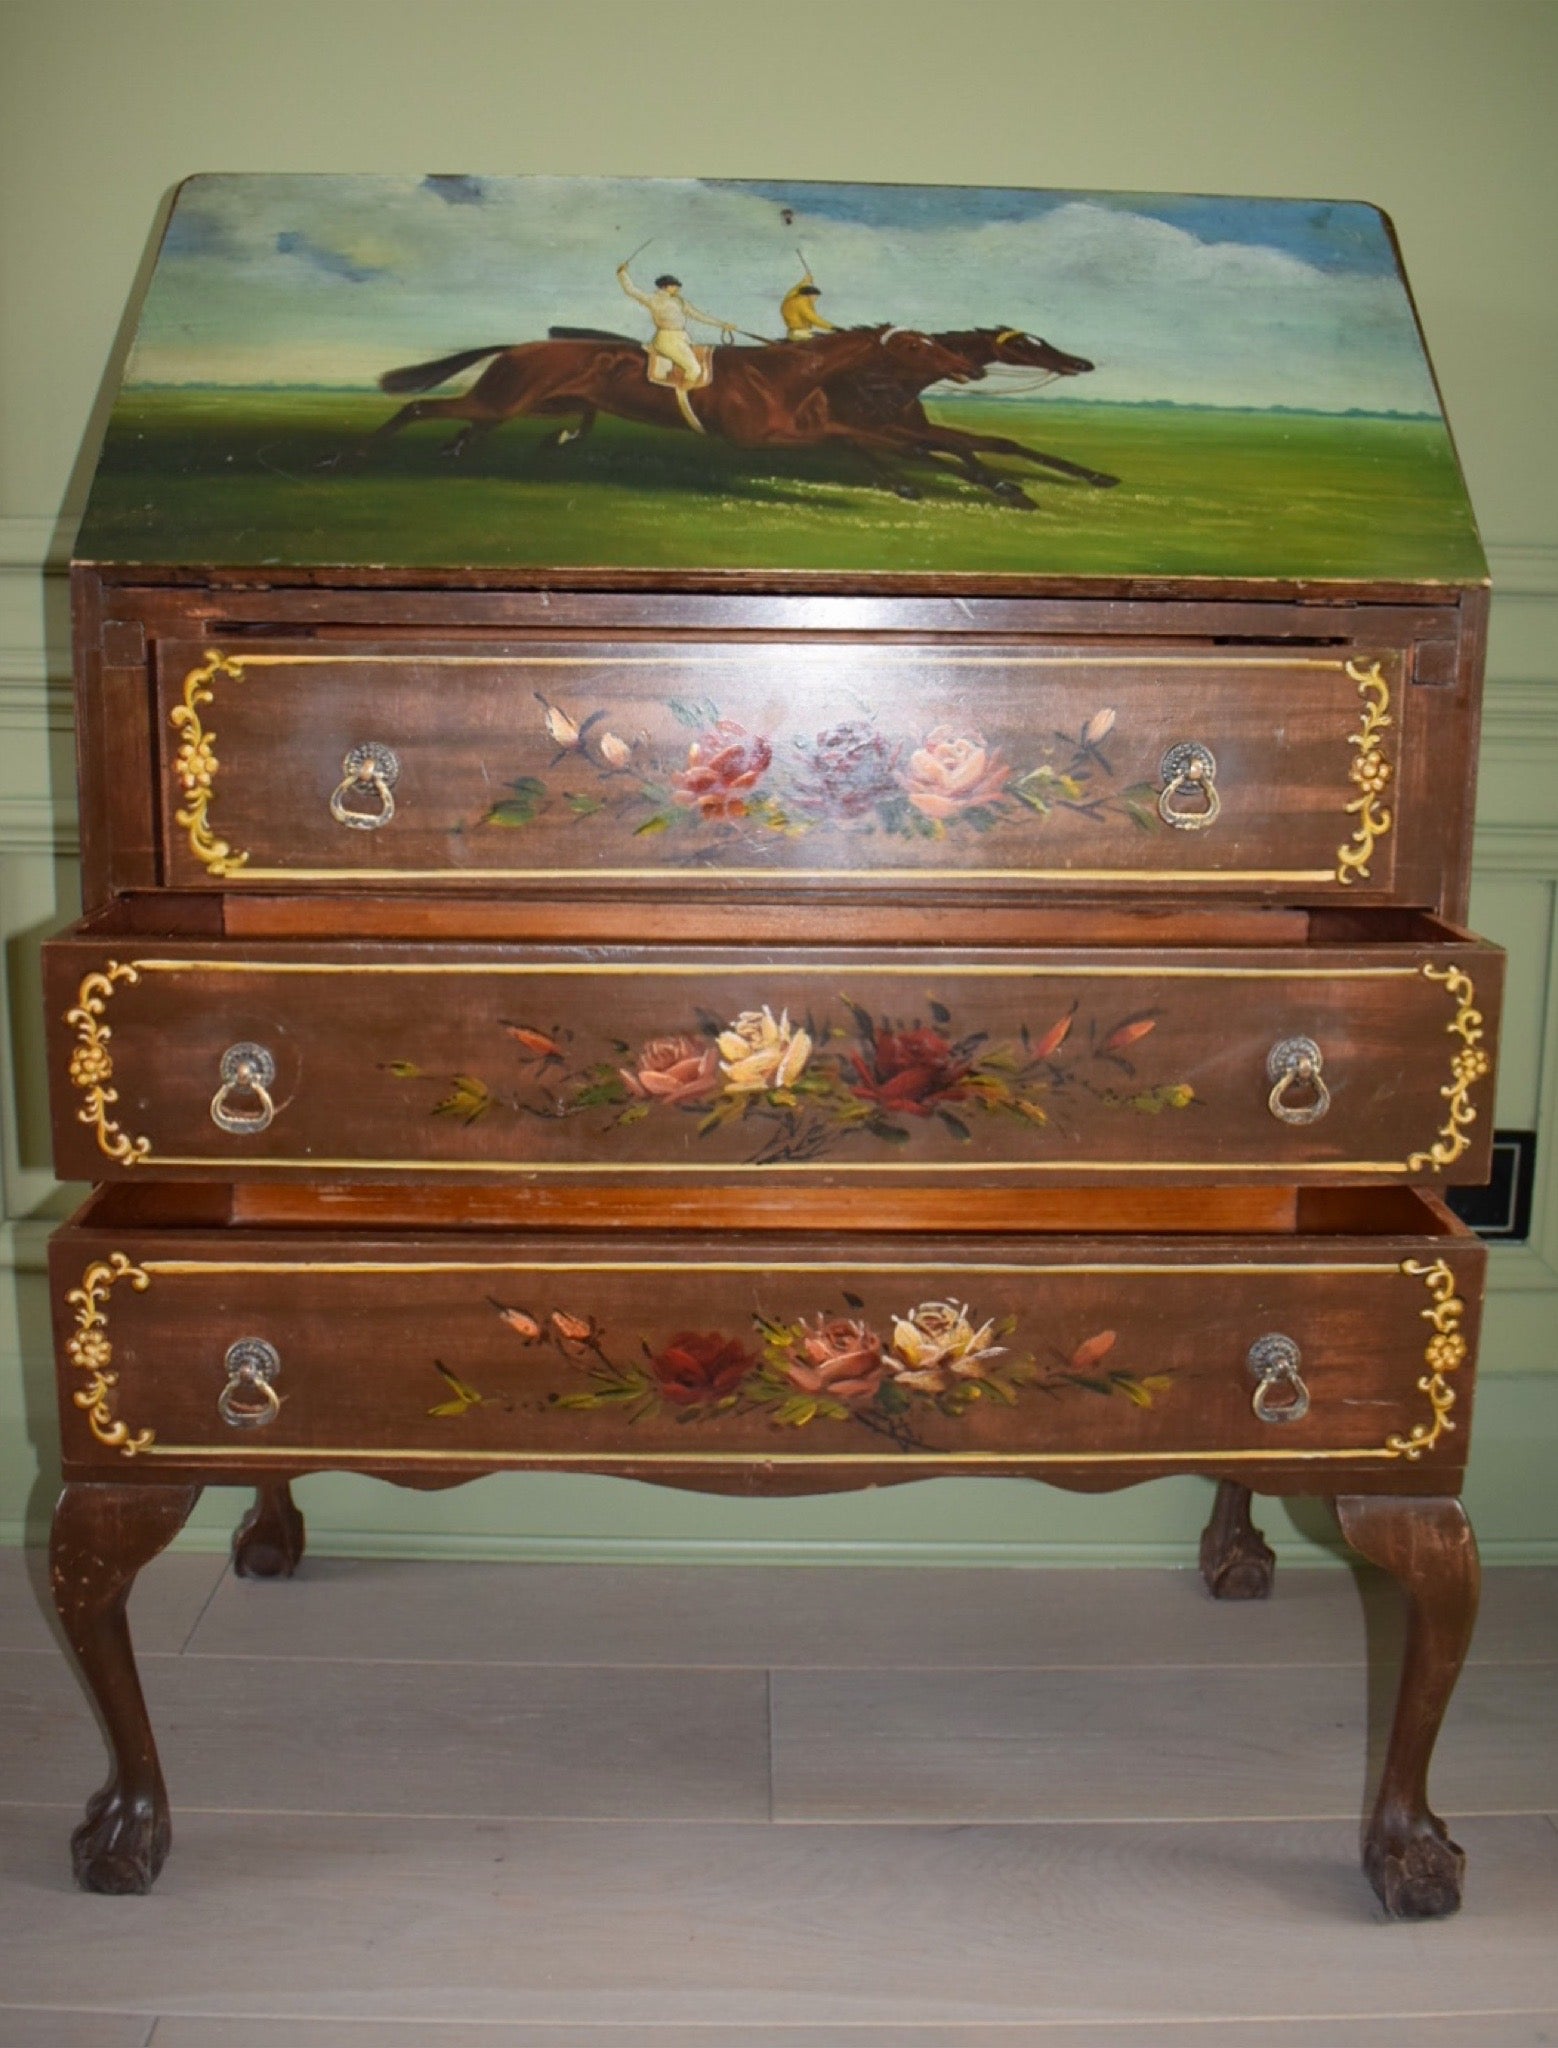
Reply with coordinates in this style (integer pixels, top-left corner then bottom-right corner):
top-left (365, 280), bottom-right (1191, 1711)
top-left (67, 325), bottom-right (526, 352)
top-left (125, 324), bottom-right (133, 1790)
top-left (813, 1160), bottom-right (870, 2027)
top-left (44, 174), bottom-right (1500, 1917)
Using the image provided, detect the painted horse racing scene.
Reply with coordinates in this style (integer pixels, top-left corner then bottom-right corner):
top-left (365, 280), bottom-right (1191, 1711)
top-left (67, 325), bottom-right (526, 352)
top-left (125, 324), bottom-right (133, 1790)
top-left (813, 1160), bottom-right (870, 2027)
top-left (77, 174), bottom-right (1486, 581)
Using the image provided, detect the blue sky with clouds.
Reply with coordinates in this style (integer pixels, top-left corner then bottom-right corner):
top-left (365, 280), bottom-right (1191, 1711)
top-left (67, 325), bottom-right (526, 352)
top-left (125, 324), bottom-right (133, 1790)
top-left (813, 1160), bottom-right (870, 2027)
top-left (124, 174), bottom-right (1443, 416)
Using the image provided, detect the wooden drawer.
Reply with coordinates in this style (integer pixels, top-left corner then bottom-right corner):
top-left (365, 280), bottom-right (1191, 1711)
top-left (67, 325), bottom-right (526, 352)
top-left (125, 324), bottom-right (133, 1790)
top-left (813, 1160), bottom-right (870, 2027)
top-left (46, 910), bottom-right (1502, 1187)
top-left (150, 632), bottom-right (1435, 902)
top-left (49, 1189), bottom-right (1483, 1490)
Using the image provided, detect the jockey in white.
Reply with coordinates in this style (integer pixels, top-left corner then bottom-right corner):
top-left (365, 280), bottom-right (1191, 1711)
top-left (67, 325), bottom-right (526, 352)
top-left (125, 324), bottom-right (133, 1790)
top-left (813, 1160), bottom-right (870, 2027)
top-left (616, 263), bottom-right (734, 387)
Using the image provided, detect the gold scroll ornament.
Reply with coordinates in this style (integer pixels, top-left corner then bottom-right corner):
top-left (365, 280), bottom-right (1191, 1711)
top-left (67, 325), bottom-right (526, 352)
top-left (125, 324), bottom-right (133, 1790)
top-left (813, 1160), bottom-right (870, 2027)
top-left (1389, 1258), bottom-right (1467, 1459)
top-left (171, 651), bottom-right (249, 878)
top-left (65, 960), bottom-right (151, 1166)
top-left (66, 1252), bottom-right (154, 1456)
top-left (1335, 659), bottom-right (1393, 885)
top-left (1407, 963), bottom-right (1490, 1173)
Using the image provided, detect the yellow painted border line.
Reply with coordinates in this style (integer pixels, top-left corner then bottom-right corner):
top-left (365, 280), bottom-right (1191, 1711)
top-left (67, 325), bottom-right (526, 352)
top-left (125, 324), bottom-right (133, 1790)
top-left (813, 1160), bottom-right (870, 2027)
top-left (140, 1259), bottom-right (1402, 1278)
top-left (141, 1156), bottom-right (1420, 1176)
top-left (139, 1443), bottom-right (1402, 1466)
top-left (127, 958), bottom-right (1418, 981)
top-left (195, 867), bottom-right (1343, 885)
top-left (194, 653), bottom-right (1359, 672)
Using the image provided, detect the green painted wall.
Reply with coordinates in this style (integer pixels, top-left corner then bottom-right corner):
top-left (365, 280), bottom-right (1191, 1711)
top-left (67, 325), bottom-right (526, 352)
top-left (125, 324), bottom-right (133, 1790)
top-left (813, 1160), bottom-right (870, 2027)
top-left (2, 0), bottom-right (1555, 1560)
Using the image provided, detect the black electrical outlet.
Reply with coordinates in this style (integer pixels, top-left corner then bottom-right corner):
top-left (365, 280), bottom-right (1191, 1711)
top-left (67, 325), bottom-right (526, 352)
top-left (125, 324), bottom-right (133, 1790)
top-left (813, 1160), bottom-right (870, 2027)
top-left (1445, 1130), bottom-right (1537, 1242)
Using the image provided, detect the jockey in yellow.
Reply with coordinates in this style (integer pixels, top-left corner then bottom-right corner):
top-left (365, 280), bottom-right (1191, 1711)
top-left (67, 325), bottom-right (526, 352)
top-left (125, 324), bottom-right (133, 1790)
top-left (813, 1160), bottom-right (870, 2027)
top-left (616, 263), bottom-right (733, 388)
top-left (781, 267), bottom-right (837, 341)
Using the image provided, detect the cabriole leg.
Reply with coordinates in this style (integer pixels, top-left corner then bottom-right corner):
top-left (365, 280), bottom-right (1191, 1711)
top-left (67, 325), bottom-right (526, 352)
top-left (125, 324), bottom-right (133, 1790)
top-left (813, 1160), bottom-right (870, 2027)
top-left (232, 1481), bottom-right (306, 1579)
top-left (1333, 1493), bottom-right (1480, 1919)
top-left (1199, 1480), bottom-right (1275, 1599)
top-left (50, 1479), bottom-right (202, 1893)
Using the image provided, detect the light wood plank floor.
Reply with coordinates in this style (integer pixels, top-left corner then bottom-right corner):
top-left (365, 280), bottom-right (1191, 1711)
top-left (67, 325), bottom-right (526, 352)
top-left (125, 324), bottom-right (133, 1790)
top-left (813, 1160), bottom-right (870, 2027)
top-left (1, 1551), bottom-right (1555, 2045)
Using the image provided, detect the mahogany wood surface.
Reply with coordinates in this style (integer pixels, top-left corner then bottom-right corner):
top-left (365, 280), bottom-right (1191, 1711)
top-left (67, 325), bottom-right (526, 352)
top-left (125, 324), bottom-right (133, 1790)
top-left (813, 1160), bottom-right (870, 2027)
top-left (45, 921), bottom-right (1504, 1187)
top-left (1333, 1493), bottom-right (1481, 1918)
top-left (74, 576), bottom-right (1484, 920)
top-left (47, 1201), bottom-right (1484, 1497)
top-left (230, 1480), bottom-right (306, 1578)
top-left (1199, 1478), bottom-right (1278, 1599)
top-left (49, 1479), bottom-right (202, 1892)
top-left (149, 635), bottom-right (1412, 897)
top-left (227, 1181), bottom-right (1302, 1233)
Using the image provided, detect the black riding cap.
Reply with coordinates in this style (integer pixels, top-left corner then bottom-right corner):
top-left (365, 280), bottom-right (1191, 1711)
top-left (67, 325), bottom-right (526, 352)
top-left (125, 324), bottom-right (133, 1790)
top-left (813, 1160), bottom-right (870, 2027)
top-left (655, 274), bottom-right (681, 289)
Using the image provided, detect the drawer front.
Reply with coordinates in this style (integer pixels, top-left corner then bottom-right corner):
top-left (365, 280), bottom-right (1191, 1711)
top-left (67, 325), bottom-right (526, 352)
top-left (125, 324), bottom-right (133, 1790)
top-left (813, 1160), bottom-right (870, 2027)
top-left (50, 1224), bottom-right (1483, 1486)
top-left (155, 639), bottom-right (1414, 898)
top-left (48, 935), bottom-right (1502, 1185)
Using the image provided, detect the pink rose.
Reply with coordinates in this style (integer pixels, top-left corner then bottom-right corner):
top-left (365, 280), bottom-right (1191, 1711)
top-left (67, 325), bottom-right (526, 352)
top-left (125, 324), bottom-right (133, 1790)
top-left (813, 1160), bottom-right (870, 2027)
top-left (902, 727), bottom-right (1011, 819)
top-left (621, 1034), bottom-right (721, 1106)
top-left (785, 1316), bottom-right (887, 1403)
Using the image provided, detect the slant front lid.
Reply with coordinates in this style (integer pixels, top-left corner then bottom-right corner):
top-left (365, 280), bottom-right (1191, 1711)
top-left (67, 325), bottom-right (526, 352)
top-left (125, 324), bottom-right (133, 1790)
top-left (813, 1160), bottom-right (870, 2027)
top-left (76, 174), bottom-right (1485, 587)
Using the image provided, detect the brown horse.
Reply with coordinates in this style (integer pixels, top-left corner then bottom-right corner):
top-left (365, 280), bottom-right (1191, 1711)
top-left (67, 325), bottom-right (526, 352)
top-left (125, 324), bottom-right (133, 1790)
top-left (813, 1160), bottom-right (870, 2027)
top-left (363, 326), bottom-right (978, 496)
top-left (822, 328), bottom-right (1118, 506)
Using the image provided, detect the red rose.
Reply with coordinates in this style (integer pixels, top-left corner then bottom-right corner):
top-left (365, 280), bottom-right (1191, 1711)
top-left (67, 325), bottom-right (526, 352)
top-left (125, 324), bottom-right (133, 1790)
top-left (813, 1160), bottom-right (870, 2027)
top-left (647, 1330), bottom-right (754, 1406)
top-left (672, 722), bottom-right (773, 823)
top-left (849, 1026), bottom-right (972, 1117)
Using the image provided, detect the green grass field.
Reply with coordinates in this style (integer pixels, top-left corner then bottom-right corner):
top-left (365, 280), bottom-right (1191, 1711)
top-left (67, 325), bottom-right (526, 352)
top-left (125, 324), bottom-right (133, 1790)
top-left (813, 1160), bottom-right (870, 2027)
top-left (77, 387), bottom-right (1486, 582)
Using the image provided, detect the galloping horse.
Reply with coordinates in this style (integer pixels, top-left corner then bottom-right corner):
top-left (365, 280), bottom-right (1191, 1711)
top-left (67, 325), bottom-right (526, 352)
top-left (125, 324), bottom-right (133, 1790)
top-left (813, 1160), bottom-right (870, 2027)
top-left (362, 326), bottom-right (978, 496)
top-left (822, 328), bottom-right (1119, 506)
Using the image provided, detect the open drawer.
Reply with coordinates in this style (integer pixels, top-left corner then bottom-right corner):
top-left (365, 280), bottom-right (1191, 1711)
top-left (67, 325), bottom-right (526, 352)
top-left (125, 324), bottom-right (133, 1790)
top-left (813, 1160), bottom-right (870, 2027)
top-left (51, 1185), bottom-right (1483, 1494)
top-left (47, 903), bottom-right (1503, 1187)
top-left (141, 625), bottom-right (1460, 904)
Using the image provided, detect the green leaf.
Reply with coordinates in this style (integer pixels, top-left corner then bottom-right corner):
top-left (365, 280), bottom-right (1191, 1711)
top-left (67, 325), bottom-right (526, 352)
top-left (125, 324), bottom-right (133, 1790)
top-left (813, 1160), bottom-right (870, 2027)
top-left (842, 997), bottom-right (877, 1045)
top-left (936, 1110), bottom-right (973, 1142)
top-left (485, 792), bottom-right (548, 828)
top-left (570, 1078), bottom-right (629, 1109)
top-left (877, 1381), bottom-right (910, 1414)
top-left (565, 791), bottom-right (605, 818)
top-left (634, 813), bottom-right (672, 837)
top-left (616, 1101), bottom-right (650, 1125)
top-left (1111, 1375), bottom-right (1157, 1408)
top-left (842, 1290), bottom-right (865, 1310)
top-left (928, 1000), bottom-right (952, 1027)
top-left (433, 1075), bottom-right (492, 1125)
top-left (381, 1060), bottom-right (422, 1079)
top-left (668, 696), bottom-right (708, 728)
top-left (866, 1118), bottom-right (912, 1146)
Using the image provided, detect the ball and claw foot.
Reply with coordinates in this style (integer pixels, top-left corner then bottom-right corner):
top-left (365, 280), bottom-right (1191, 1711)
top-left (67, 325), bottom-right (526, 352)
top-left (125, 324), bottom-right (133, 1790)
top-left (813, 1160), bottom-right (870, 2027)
top-left (70, 1784), bottom-right (170, 1895)
top-left (1364, 1816), bottom-right (1466, 1919)
top-left (232, 1483), bottom-right (306, 1579)
top-left (1199, 1481), bottom-right (1276, 1600)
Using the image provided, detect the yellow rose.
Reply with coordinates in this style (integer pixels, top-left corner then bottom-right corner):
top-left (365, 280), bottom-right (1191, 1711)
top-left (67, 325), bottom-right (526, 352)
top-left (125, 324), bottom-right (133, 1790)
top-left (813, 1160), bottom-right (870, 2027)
top-left (888, 1300), bottom-right (1005, 1394)
top-left (717, 1007), bottom-right (813, 1093)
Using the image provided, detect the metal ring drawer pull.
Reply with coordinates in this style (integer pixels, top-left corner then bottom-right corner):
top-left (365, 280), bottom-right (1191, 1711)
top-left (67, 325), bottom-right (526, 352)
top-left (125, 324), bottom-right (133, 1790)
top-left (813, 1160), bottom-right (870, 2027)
top-left (329, 742), bottom-right (400, 831)
top-left (1266, 1035), bottom-right (1331, 1125)
top-left (1247, 1333), bottom-right (1309, 1425)
top-left (210, 1042), bottom-right (277, 1135)
top-left (1157, 741), bottom-right (1220, 829)
top-left (218, 1337), bottom-right (282, 1430)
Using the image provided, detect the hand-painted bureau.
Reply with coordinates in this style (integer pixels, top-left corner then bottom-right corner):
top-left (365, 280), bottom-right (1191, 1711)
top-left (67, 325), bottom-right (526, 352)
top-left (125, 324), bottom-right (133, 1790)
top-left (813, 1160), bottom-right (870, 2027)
top-left (46, 174), bottom-right (1501, 1915)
